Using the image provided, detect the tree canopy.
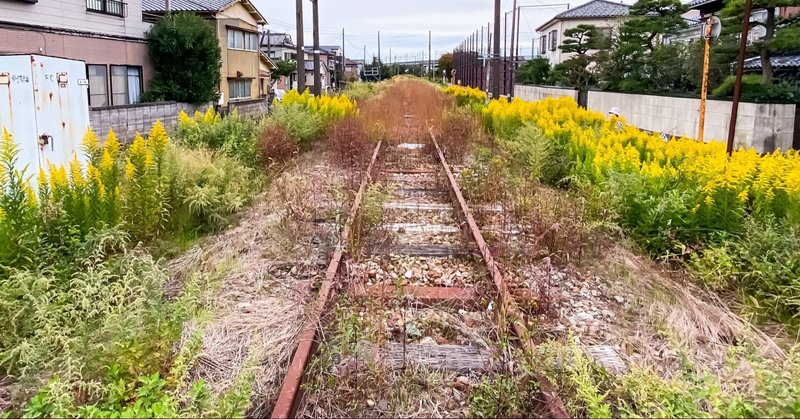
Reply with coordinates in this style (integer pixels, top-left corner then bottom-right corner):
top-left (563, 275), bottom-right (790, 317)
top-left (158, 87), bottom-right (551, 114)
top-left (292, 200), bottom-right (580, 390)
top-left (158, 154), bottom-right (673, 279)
top-left (144, 13), bottom-right (222, 103)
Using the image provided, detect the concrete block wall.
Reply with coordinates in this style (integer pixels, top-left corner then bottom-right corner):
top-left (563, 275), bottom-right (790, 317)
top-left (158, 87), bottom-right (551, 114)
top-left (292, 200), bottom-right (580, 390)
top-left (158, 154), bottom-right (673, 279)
top-left (514, 84), bottom-right (579, 102)
top-left (586, 90), bottom-right (797, 153)
top-left (90, 101), bottom-right (206, 140)
top-left (228, 97), bottom-right (269, 118)
top-left (512, 85), bottom-right (798, 153)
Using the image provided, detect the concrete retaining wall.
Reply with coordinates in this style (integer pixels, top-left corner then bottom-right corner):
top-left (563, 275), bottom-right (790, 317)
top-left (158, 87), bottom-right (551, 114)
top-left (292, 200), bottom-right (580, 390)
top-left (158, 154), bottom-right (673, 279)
top-left (228, 97), bottom-right (269, 118)
top-left (586, 90), bottom-right (797, 153)
top-left (90, 97), bottom-right (269, 141)
top-left (512, 85), bottom-right (799, 153)
top-left (89, 101), bottom-right (205, 140)
top-left (514, 84), bottom-right (578, 102)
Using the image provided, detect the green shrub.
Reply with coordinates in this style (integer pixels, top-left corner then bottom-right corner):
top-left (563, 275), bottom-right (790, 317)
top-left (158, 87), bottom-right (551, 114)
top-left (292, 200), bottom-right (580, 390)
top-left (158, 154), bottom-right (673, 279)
top-left (496, 123), bottom-right (570, 184)
top-left (144, 13), bottom-right (222, 103)
top-left (342, 82), bottom-right (380, 101)
top-left (270, 104), bottom-right (326, 146)
top-left (530, 340), bottom-right (800, 418)
top-left (0, 228), bottom-right (174, 380)
top-left (712, 75), bottom-right (800, 104)
top-left (174, 109), bottom-right (260, 167)
top-left (167, 145), bottom-right (259, 233)
top-left (692, 218), bottom-right (800, 324)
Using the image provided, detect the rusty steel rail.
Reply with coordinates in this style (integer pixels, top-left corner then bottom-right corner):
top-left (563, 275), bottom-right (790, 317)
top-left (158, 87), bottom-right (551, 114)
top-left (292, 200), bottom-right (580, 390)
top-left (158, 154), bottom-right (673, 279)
top-left (271, 141), bottom-right (382, 419)
top-left (430, 131), bottom-right (569, 418)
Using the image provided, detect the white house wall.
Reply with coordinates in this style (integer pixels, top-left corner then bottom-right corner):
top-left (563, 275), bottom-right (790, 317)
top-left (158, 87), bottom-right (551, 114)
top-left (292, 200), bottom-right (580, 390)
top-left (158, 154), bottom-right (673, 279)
top-left (539, 17), bottom-right (625, 65)
top-left (0, 0), bottom-right (150, 39)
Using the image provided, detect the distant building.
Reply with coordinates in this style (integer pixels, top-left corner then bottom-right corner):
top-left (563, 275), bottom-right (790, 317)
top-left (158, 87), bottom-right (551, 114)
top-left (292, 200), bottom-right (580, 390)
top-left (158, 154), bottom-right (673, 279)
top-left (662, 14), bottom-right (704, 45)
top-left (343, 59), bottom-right (362, 83)
top-left (303, 45), bottom-right (341, 91)
top-left (261, 32), bottom-right (297, 90)
top-left (0, 0), bottom-right (153, 108)
top-left (262, 32), bottom-right (297, 61)
top-left (536, 0), bottom-right (629, 65)
top-left (143, 0), bottom-right (272, 106)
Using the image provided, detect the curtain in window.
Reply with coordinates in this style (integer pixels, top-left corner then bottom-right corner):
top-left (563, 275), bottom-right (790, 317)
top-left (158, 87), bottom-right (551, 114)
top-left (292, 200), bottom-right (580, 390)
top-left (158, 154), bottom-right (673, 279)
top-left (88, 65), bottom-right (108, 107)
top-left (127, 67), bottom-right (141, 104)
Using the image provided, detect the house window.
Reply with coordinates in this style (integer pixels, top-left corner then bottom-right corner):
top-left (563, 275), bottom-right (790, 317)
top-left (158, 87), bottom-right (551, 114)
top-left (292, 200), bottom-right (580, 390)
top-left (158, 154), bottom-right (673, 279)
top-left (228, 79), bottom-right (251, 99)
top-left (539, 35), bottom-right (547, 55)
top-left (227, 28), bottom-right (258, 51)
top-left (549, 30), bottom-right (557, 51)
top-left (110, 65), bottom-right (142, 106)
top-left (86, 0), bottom-right (126, 17)
top-left (87, 64), bottom-right (108, 107)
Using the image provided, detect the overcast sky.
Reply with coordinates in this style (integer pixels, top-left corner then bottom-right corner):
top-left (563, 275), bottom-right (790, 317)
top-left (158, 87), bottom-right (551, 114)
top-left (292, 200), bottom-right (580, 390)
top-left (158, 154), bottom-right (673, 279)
top-left (250, 0), bottom-right (593, 62)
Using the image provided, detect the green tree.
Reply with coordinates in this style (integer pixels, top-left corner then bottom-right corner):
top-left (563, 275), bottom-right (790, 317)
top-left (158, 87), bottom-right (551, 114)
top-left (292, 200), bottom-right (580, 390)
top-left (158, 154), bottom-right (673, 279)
top-left (272, 60), bottom-right (296, 79)
top-left (145, 13), bottom-right (222, 103)
top-left (438, 53), bottom-right (454, 78)
top-left (550, 25), bottom-right (606, 88)
top-left (722, 0), bottom-right (799, 83)
top-left (597, 0), bottom-right (689, 92)
top-left (621, 0), bottom-right (688, 52)
top-left (516, 57), bottom-right (551, 85)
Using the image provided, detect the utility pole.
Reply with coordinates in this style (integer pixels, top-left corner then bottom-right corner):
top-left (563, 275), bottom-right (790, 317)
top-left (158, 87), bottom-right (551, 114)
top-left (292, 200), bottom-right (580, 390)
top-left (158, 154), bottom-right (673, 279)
top-left (515, 5), bottom-right (522, 60)
top-left (342, 28), bottom-right (346, 85)
top-left (165, 0), bottom-right (170, 12)
top-left (509, 0), bottom-right (517, 96)
top-left (377, 30), bottom-right (381, 65)
top-left (503, 12), bottom-right (508, 95)
top-left (428, 30), bottom-right (432, 81)
top-left (697, 17), bottom-right (713, 143)
top-left (727, 0), bottom-right (753, 156)
top-left (311, 0), bottom-right (321, 96)
top-left (492, 0), bottom-right (501, 98)
top-left (266, 29), bottom-right (271, 58)
top-left (295, 0), bottom-right (305, 92)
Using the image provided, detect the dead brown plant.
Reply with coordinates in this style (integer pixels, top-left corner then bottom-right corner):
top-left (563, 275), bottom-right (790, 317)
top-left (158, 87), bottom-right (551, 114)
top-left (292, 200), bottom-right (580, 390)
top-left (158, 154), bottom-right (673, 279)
top-left (258, 122), bottom-right (298, 169)
top-left (438, 110), bottom-right (482, 164)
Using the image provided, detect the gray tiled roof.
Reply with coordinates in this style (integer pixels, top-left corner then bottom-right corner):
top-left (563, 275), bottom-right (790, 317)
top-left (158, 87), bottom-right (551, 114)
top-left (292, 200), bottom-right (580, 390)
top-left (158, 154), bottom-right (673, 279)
top-left (263, 33), bottom-right (294, 48)
top-left (142, 0), bottom-right (235, 12)
top-left (743, 55), bottom-right (800, 70)
top-left (689, 0), bottom-right (718, 8)
top-left (554, 0), bottom-right (629, 19)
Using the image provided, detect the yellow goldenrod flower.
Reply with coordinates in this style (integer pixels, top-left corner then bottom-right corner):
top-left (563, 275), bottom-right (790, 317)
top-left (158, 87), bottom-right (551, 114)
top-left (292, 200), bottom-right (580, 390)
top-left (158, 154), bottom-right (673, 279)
top-left (105, 128), bottom-right (121, 158)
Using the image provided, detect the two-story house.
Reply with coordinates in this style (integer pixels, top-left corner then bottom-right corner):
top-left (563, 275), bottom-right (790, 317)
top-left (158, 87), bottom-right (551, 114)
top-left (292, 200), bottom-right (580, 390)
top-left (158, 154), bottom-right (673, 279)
top-left (143, 0), bottom-right (271, 106)
top-left (303, 45), bottom-right (340, 91)
top-left (1, 0), bottom-right (153, 107)
top-left (261, 32), bottom-right (296, 90)
top-left (536, 0), bottom-right (629, 65)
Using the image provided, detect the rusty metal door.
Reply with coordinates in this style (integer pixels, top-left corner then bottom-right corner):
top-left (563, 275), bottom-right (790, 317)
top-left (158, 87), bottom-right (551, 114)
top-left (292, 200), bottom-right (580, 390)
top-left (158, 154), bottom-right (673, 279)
top-left (0, 55), bottom-right (39, 177)
top-left (30, 55), bottom-right (90, 169)
top-left (0, 54), bottom-right (90, 181)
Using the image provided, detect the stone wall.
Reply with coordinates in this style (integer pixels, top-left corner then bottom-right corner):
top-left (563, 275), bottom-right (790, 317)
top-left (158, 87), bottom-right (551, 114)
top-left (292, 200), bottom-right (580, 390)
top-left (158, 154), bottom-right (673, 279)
top-left (514, 84), bottom-right (579, 102)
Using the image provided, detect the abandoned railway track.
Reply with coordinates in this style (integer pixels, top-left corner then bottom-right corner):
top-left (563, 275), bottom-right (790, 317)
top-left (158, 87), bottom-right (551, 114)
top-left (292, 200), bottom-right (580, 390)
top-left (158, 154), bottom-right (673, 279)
top-left (270, 104), bottom-right (567, 418)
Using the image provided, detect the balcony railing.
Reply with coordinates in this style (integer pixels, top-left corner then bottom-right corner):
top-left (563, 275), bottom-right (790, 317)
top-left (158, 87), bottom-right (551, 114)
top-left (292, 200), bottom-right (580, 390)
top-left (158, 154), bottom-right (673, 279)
top-left (86, 0), bottom-right (127, 17)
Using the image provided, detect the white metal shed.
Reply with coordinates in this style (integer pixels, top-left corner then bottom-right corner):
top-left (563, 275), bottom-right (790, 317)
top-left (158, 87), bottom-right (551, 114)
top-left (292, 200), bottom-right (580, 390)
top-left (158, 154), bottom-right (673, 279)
top-left (0, 54), bottom-right (91, 181)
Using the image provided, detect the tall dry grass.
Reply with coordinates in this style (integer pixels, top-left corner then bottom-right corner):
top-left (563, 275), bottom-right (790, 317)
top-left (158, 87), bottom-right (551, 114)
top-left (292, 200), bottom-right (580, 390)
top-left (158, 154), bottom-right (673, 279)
top-left (357, 78), bottom-right (454, 145)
